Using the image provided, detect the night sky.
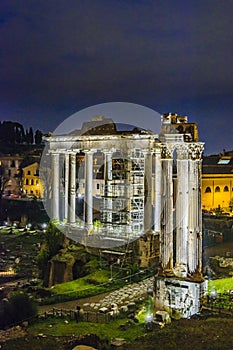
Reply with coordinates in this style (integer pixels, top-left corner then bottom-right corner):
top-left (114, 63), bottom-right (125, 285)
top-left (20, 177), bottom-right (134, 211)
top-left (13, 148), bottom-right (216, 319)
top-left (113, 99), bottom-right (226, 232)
top-left (0, 0), bottom-right (232, 155)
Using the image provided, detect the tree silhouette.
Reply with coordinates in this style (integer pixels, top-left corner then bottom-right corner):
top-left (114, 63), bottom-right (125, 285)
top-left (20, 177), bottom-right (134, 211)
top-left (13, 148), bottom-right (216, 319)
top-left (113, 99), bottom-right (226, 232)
top-left (35, 129), bottom-right (43, 144)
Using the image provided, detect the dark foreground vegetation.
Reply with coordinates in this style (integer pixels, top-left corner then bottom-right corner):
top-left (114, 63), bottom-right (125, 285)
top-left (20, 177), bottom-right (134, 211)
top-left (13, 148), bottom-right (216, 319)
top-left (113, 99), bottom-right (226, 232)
top-left (1, 314), bottom-right (233, 350)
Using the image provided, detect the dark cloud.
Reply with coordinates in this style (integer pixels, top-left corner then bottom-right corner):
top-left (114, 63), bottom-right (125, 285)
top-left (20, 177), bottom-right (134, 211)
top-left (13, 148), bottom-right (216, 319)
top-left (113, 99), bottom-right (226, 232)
top-left (0, 0), bottom-right (232, 154)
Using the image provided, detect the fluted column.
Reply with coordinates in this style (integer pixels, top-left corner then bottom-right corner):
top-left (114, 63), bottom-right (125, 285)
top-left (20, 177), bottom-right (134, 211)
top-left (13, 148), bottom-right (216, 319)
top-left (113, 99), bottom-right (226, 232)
top-left (144, 151), bottom-right (152, 233)
top-left (64, 153), bottom-right (69, 220)
top-left (161, 145), bottom-right (174, 272)
top-left (188, 158), bottom-right (197, 273)
top-left (175, 145), bottom-right (189, 277)
top-left (68, 152), bottom-right (76, 223)
top-left (85, 150), bottom-right (93, 229)
top-left (51, 152), bottom-right (60, 220)
top-left (188, 143), bottom-right (204, 275)
top-left (154, 147), bottom-right (162, 233)
top-left (197, 153), bottom-right (204, 273)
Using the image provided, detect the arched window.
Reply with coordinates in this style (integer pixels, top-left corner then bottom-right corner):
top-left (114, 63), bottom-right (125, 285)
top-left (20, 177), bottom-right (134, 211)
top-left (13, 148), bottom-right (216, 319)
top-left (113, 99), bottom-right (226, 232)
top-left (205, 187), bottom-right (211, 193)
top-left (224, 186), bottom-right (229, 192)
top-left (215, 186), bottom-right (220, 192)
top-left (31, 179), bottom-right (34, 185)
top-left (25, 179), bottom-right (29, 185)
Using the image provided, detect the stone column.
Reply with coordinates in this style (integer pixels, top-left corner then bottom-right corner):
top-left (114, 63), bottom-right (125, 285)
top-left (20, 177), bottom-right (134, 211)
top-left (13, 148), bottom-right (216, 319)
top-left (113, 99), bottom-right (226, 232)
top-left (143, 151), bottom-right (152, 233)
top-left (197, 150), bottom-right (204, 273)
top-left (68, 152), bottom-right (76, 224)
top-left (64, 153), bottom-right (69, 220)
top-left (85, 150), bottom-right (93, 230)
top-left (188, 143), bottom-right (204, 275)
top-left (175, 145), bottom-right (189, 278)
top-left (188, 157), bottom-right (198, 273)
top-left (51, 152), bottom-right (60, 220)
top-left (161, 145), bottom-right (174, 272)
top-left (104, 151), bottom-right (112, 224)
top-left (154, 147), bottom-right (162, 234)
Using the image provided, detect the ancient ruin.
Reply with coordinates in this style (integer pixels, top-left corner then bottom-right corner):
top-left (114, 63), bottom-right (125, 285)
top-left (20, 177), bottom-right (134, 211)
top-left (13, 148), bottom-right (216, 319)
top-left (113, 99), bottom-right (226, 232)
top-left (43, 112), bottom-right (207, 318)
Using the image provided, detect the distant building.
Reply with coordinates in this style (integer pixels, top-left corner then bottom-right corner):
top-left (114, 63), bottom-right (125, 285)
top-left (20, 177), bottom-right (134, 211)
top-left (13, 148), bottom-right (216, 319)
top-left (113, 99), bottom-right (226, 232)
top-left (202, 151), bottom-right (233, 211)
top-left (22, 162), bottom-right (44, 198)
top-left (0, 155), bottom-right (23, 196)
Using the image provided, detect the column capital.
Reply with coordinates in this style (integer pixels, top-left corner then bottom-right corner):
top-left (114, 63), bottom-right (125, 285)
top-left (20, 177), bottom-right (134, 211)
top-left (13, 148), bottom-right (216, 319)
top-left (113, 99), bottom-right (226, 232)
top-left (161, 144), bottom-right (175, 159)
top-left (103, 149), bottom-right (114, 155)
top-left (153, 143), bottom-right (163, 155)
top-left (176, 143), bottom-right (189, 160)
top-left (83, 149), bottom-right (96, 154)
top-left (188, 143), bottom-right (204, 160)
top-left (48, 150), bottom-right (60, 155)
top-left (67, 149), bottom-right (80, 154)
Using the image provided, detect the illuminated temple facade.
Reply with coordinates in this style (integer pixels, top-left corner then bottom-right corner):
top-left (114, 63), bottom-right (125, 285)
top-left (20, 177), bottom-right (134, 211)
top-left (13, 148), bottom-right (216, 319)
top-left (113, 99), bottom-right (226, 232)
top-left (43, 113), bottom-right (207, 318)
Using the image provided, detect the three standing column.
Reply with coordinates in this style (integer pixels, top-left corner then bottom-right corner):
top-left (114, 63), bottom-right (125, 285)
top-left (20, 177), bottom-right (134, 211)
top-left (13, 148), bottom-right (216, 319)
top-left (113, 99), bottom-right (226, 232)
top-left (154, 147), bottom-right (162, 234)
top-left (161, 145), bottom-right (174, 272)
top-left (175, 145), bottom-right (189, 277)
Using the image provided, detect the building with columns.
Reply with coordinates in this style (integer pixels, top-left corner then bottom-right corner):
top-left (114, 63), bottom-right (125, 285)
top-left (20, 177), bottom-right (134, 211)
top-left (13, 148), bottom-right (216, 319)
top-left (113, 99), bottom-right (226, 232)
top-left (42, 112), bottom-right (207, 318)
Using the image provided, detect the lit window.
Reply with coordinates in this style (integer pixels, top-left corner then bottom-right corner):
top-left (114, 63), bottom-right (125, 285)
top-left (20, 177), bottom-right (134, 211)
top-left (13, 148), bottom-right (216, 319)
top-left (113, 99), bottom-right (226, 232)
top-left (215, 186), bottom-right (220, 192)
top-left (205, 187), bottom-right (211, 193)
top-left (218, 159), bottom-right (230, 164)
top-left (224, 186), bottom-right (229, 192)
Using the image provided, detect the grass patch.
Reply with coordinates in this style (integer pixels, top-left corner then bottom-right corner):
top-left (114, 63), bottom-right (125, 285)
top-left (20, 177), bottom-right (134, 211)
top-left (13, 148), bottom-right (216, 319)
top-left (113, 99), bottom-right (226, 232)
top-left (29, 316), bottom-right (145, 342)
top-left (208, 277), bottom-right (233, 293)
top-left (50, 269), bottom-right (110, 294)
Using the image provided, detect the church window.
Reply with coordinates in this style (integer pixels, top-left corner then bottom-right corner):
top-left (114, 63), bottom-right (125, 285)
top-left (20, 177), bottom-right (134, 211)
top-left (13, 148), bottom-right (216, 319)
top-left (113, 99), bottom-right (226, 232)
top-left (215, 186), bottom-right (220, 192)
top-left (205, 187), bottom-right (211, 193)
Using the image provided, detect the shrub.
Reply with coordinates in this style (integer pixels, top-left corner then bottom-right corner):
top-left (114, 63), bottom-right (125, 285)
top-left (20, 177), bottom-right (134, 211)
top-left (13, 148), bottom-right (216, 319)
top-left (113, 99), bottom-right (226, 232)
top-left (0, 292), bottom-right (38, 329)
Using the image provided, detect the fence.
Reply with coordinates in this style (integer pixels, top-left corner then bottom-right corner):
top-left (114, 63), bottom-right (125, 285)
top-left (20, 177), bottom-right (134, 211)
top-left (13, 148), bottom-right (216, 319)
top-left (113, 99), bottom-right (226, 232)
top-left (202, 292), bottom-right (233, 315)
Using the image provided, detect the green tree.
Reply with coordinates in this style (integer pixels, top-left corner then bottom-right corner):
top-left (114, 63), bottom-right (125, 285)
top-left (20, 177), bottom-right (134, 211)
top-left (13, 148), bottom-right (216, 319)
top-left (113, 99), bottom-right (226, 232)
top-left (36, 221), bottom-right (64, 280)
top-left (45, 221), bottom-right (64, 256)
top-left (36, 244), bottom-right (50, 277)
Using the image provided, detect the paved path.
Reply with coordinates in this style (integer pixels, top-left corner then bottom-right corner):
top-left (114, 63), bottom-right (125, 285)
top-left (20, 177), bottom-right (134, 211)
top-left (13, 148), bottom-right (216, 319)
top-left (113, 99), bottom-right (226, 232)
top-left (39, 277), bottom-right (154, 313)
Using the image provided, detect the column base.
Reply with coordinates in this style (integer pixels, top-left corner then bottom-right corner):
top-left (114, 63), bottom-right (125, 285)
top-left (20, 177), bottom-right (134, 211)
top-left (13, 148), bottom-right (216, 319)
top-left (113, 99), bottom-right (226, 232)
top-left (174, 263), bottom-right (188, 278)
top-left (154, 276), bottom-right (208, 319)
